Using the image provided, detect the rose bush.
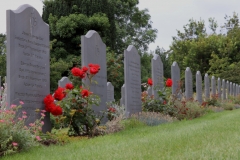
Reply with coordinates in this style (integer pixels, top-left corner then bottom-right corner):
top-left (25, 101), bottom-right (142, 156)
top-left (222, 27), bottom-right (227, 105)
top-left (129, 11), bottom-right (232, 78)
top-left (44, 63), bottom-right (103, 136)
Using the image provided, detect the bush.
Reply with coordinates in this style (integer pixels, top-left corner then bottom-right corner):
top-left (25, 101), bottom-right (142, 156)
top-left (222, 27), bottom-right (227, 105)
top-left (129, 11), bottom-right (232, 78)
top-left (131, 112), bottom-right (176, 126)
top-left (173, 99), bottom-right (207, 120)
top-left (0, 104), bottom-right (45, 156)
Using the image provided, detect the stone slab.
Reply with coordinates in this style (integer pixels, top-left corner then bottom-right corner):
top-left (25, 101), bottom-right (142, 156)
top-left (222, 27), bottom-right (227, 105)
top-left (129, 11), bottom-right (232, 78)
top-left (6, 4), bottom-right (51, 132)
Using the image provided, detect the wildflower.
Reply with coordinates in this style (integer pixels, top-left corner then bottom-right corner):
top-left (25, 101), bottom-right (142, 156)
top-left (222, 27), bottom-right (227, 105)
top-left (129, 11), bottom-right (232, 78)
top-left (19, 101), bottom-right (24, 105)
top-left (41, 110), bottom-right (46, 113)
top-left (0, 120), bottom-right (4, 123)
top-left (18, 118), bottom-right (23, 121)
top-left (12, 142), bottom-right (18, 146)
top-left (41, 121), bottom-right (44, 125)
top-left (22, 111), bottom-right (27, 114)
top-left (36, 136), bottom-right (41, 141)
top-left (41, 113), bottom-right (46, 117)
top-left (10, 104), bottom-right (17, 109)
top-left (22, 115), bottom-right (27, 119)
top-left (29, 123), bottom-right (35, 127)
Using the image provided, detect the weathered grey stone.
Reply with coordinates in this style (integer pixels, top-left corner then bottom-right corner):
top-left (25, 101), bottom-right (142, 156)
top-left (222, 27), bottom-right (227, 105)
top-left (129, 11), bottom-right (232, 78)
top-left (124, 45), bottom-right (141, 116)
top-left (147, 86), bottom-right (152, 96)
top-left (217, 78), bottom-right (221, 98)
top-left (151, 54), bottom-right (163, 99)
top-left (185, 67), bottom-right (193, 100)
top-left (107, 82), bottom-right (114, 102)
top-left (196, 71), bottom-right (202, 104)
top-left (6, 5), bottom-right (51, 132)
top-left (233, 83), bottom-right (236, 96)
top-left (58, 77), bottom-right (71, 88)
top-left (120, 84), bottom-right (125, 107)
top-left (81, 30), bottom-right (107, 116)
top-left (222, 79), bottom-right (226, 100)
top-left (171, 62), bottom-right (180, 96)
top-left (230, 82), bottom-right (233, 96)
top-left (226, 81), bottom-right (229, 99)
top-left (204, 73), bottom-right (210, 100)
top-left (211, 76), bottom-right (216, 96)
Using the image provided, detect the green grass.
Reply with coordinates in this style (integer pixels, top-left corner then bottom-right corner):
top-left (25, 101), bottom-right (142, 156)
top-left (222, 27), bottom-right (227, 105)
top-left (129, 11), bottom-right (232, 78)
top-left (3, 110), bottom-right (240, 160)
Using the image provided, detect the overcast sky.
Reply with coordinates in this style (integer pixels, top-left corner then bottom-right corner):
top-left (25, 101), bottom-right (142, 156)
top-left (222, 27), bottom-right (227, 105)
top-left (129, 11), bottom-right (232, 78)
top-left (0, 0), bottom-right (240, 52)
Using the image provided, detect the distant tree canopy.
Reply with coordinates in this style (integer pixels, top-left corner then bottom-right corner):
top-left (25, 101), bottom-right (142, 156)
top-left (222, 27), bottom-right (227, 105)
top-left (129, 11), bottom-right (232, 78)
top-left (0, 33), bottom-right (6, 85)
top-left (42, 0), bottom-right (158, 93)
top-left (169, 12), bottom-right (240, 84)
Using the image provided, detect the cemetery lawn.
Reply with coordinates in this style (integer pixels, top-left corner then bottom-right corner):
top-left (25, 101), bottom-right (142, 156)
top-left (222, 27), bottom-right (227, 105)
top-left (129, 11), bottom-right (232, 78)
top-left (3, 110), bottom-right (240, 160)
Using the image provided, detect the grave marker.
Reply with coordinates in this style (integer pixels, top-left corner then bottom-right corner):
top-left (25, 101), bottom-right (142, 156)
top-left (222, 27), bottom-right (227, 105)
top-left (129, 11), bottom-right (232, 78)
top-left (58, 77), bottom-right (71, 88)
top-left (196, 71), bottom-right (202, 103)
top-left (120, 84), bottom-right (125, 107)
top-left (124, 45), bottom-right (141, 116)
top-left (222, 79), bottom-right (226, 100)
top-left (226, 81), bottom-right (229, 99)
top-left (151, 54), bottom-right (163, 98)
top-left (107, 82), bottom-right (114, 102)
top-left (81, 30), bottom-right (107, 115)
top-left (211, 76), bottom-right (216, 96)
top-left (6, 4), bottom-right (51, 132)
top-left (185, 67), bottom-right (193, 100)
top-left (217, 78), bottom-right (221, 98)
top-left (204, 73), bottom-right (210, 100)
top-left (171, 62), bottom-right (180, 97)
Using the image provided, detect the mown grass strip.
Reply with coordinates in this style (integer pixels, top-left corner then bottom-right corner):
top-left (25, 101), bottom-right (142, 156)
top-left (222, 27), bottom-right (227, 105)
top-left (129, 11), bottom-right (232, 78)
top-left (3, 110), bottom-right (240, 160)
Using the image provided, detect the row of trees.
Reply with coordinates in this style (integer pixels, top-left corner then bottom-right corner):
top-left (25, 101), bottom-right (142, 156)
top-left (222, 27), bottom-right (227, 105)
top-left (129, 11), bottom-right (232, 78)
top-left (0, 0), bottom-right (239, 100)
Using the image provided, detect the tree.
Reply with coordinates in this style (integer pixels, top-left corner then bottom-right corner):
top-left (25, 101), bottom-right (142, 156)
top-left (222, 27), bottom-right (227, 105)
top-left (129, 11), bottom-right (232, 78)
top-left (0, 34), bottom-right (6, 85)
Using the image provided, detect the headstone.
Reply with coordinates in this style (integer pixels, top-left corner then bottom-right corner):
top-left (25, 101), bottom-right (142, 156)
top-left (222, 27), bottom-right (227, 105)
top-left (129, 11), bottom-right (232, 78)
top-left (230, 82), bottom-right (232, 96)
top-left (58, 77), bottom-right (71, 88)
top-left (236, 84), bottom-right (238, 96)
top-left (107, 82), bottom-right (114, 102)
top-left (222, 79), bottom-right (226, 100)
top-left (6, 5), bottom-right (51, 132)
top-left (211, 76), bottom-right (216, 96)
top-left (204, 73), bottom-right (210, 100)
top-left (233, 83), bottom-right (236, 96)
top-left (147, 86), bottom-right (152, 97)
top-left (151, 54), bottom-right (163, 99)
top-left (81, 30), bottom-right (107, 116)
top-left (185, 67), bottom-right (193, 100)
top-left (120, 84), bottom-right (125, 106)
top-left (196, 71), bottom-right (202, 104)
top-left (124, 45), bottom-right (141, 116)
top-left (217, 78), bottom-right (221, 98)
top-left (226, 81), bottom-right (229, 99)
top-left (171, 62), bottom-right (180, 96)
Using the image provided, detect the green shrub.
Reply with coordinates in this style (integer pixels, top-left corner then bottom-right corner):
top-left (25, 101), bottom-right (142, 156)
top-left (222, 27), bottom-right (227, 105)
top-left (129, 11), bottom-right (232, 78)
top-left (130, 112), bottom-right (176, 126)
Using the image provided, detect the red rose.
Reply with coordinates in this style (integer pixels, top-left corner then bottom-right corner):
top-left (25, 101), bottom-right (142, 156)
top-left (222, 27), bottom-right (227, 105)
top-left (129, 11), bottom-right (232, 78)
top-left (65, 83), bottom-right (74, 90)
top-left (147, 78), bottom-right (153, 86)
top-left (89, 64), bottom-right (100, 75)
top-left (81, 89), bottom-right (92, 98)
top-left (90, 67), bottom-right (99, 75)
top-left (45, 103), bottom-right (55, 112)
top-left (109, 107), bottom-right (116, 112)
top-left (82, 66), bottom-right (88, 73)
top-left (166, 78), bottom-right (173, 87)
top-left (54, 87), bottom-right (66, 101)
top-left (71, 67), bottom-right (86, 78)
top-left (43, 94), bottom-right (54, 105)
top-left (51, 105), bottom-right (63, 116)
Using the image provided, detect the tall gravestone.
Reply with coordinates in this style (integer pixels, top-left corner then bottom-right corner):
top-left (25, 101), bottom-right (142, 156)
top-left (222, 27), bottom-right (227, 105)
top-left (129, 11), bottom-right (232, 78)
top-left (185, 67), bottom-right (193, 100)
top-left (151, 54), bottom-right (163, 99)
top-left (233, 83), bottom-right (236, 96)
top-left (226, 81), bottom-right (229, 99)
top-left (230, 82), bottom-right (233, 96)
top-left (217, 78), bottom-right (221, 98)
top-left (171, 62), bottom-right (180, 96)
top-left (196, 71), bottom-right (202, 104)
top-left (107, 82), bottom-right (114, 102)
top-left (7, 5), bottom-right (51, 132)
top-left (120, 84), bottom-right (125, 106)
top-left (204, 73), bottom-right (210, 100)
top-left (236, 84), bottom-right (238, 96)
top-left (211, 76), bottom-right (216, 96)
top-left (58, 77), bottom-right (71, 88)
top-left (81, 30), bottom-right (107, 115)
top-left (222, 79), bottom-right (226, 100)
top-left (124, 45), bottom-right (141, 116)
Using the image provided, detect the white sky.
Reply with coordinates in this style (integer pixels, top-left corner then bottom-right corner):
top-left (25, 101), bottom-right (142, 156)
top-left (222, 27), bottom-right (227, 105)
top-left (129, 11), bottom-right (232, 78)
top-left (0, 0), bottom-right (240, 52)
